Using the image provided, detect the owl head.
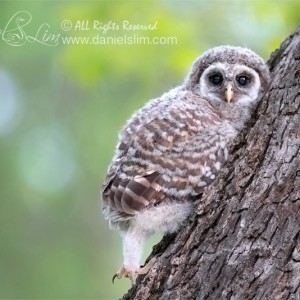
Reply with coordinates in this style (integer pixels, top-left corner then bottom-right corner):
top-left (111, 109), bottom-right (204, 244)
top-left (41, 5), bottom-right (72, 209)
top-left (183, 46), bottom-right (270, 106)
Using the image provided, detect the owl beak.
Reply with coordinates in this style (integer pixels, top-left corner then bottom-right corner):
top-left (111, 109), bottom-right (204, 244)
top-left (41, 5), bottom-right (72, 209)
top-left (225, 83), bottom-right (234, 103)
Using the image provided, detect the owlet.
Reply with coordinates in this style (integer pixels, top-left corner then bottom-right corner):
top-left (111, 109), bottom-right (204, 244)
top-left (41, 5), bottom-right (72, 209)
top-left (101, 46), bottom-right (270, 283)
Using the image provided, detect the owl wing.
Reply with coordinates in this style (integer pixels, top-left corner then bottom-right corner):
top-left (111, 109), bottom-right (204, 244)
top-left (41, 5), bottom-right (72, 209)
top-left (102, 95), bottom-right (231, 222)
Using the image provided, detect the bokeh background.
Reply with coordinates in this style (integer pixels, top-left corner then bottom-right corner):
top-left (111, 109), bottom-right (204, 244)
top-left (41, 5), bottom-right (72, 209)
top-left (0, 1), bottom-right (299, 299)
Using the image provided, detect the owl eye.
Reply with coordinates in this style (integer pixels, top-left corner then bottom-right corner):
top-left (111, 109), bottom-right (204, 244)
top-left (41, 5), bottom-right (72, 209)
top-left (236, 75), bottom-right (250, 86)
top-left (209, 73), bottom-right (223, 86)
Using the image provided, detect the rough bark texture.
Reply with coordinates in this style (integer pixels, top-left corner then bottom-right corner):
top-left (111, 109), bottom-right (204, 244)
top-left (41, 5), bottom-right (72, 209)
top-left (122, 26), bottom-right (300, 300)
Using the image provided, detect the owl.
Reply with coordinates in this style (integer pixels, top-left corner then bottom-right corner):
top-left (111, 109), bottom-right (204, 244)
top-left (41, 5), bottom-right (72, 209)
top-left (101, 46), bottom-right (270, 284)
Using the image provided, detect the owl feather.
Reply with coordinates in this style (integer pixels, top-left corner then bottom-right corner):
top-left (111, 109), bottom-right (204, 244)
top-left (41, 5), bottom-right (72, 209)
top-left (102, 90), bottom-right (235, 228)
top-left (101, 46), bottom-right (270, 284)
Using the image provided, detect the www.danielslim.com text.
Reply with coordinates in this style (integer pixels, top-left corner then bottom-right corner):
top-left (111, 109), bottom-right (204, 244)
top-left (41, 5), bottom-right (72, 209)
top-left (60, 34), bottom-right (178, 45)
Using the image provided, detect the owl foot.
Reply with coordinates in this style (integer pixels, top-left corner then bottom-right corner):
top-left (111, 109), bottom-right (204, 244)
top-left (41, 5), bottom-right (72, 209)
top-left (112, 266), bottom-right (138, 285)
top-left (112, 257), bottom-right (156, 285)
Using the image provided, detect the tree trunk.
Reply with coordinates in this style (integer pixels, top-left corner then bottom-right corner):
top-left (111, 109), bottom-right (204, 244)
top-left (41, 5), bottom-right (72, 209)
top-left (122, 26), bottom-right (300, 300)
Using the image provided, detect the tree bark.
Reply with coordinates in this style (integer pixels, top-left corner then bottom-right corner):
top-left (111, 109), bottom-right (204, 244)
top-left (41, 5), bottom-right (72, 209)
top-left (122, 26), bottom-right (300, 300)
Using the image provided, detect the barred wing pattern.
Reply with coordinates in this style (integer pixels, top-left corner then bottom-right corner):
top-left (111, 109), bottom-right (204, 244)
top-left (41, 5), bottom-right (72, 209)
top-left (102, 90), bottom-right (237, 227)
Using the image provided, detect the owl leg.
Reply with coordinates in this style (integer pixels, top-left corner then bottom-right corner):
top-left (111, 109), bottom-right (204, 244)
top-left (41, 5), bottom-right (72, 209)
top-left (112, 227), bottom-right (152, 284)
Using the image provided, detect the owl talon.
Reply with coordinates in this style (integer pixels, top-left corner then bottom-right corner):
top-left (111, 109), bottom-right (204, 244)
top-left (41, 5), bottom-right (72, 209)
top-left (112, 272), bottom-right (120, 284)
top-left (112, 258), bottom-right (156, 285)
top-left (112, 266), bottom-right (138, 285)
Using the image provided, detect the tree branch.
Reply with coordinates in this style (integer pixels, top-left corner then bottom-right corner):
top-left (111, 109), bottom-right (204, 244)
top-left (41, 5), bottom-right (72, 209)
top-left (122, 25), bottom-right (300, 300)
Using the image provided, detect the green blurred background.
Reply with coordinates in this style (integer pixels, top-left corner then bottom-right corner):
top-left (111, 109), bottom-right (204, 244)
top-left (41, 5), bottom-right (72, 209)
top-left (0, 1), bottom-right (299, 299)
